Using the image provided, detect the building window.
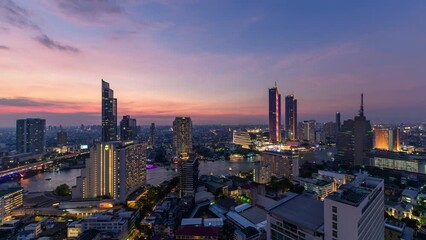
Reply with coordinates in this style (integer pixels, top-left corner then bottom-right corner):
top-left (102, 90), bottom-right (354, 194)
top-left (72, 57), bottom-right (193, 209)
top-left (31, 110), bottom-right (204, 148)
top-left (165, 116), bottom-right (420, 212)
top-left (332, 206), bottom-right (337, 213)
top-left (333, 222), bottom-right (337, 230)
top-left (332, 214), bottom-right (337, 221)
top-left (333, 230), bottom-right (338, 238)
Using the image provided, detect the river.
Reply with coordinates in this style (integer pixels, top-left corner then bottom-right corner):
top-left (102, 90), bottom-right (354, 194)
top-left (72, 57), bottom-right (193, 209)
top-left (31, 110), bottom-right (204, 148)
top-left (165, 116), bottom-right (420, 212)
top-left (19, 157), bottom-right (259, 192)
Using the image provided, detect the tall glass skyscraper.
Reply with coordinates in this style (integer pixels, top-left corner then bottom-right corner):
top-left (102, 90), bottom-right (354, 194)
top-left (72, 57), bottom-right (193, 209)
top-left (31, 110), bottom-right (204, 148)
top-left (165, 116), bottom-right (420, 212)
top-left (173, 117), bottom-right (193, 159)
top-left (16, 118), bottom-right (46, 154)
top-left (269, 83), bottom-right (282, 143)
top-left (285, 94), bottom-right (297, 140)
top-left (119, 115), bottom-right (137, 141)
top-left (101, 79), bottom-right (117, 142)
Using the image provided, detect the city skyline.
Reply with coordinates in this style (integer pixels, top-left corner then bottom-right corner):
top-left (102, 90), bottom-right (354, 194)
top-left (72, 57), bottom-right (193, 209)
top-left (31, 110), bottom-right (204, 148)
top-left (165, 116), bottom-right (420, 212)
top-left (1, 1), bottom-right (426, 127)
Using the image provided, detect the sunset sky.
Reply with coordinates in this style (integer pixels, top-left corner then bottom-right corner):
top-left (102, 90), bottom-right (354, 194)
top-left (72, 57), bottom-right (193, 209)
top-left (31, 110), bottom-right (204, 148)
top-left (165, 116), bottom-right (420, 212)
top-left (0, 0), bottom-right (425, 127)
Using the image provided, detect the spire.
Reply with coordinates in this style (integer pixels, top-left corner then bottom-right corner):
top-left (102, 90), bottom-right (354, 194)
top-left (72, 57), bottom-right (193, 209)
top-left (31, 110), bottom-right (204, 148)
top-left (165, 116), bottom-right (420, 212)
top-left (359, 93), bottom-right (364, 117)
top-left (275, 81), bottom-right (277, 88)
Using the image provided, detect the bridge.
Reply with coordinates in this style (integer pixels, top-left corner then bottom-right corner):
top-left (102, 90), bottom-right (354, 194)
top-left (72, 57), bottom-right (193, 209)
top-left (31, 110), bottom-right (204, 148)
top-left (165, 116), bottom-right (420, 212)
top-left (0, 152), bottom-right (88, 178)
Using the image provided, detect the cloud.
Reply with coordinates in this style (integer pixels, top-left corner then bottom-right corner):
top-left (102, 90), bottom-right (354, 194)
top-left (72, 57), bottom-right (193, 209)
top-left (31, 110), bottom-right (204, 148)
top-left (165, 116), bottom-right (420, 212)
top-left (48, 0), bottom-right (126, 23)
top-left (35, 34), bottom-right (80, 53)
top-left (0, 0), bottom-right (39, 30)
top-left (0, 97), bottom-right (59, 107)
top-left (0, 45), bottom-right (10, 50)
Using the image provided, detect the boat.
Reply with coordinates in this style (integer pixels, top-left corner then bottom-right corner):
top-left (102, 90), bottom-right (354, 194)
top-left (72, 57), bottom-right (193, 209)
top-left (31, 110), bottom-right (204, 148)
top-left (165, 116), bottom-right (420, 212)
top-left (45, 177), bottom-right (52, 181)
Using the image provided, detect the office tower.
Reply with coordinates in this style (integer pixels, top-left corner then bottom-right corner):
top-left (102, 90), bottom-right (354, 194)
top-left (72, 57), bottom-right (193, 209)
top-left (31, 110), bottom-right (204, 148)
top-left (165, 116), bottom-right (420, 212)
top-left (322, 122), bottom-right (337, 143)
top-left (119, 115), bottom-right (137, 141)
top-left (179, 157), bottom-right (199, 197)
top-left (57, 130), bottom-right (67, 147)
top-left (336, 112), bottom-right (341, 132)
top-left (173, 117), bottom-right (193, 159)
top-left (261, 151), bottom-right (299, 179)
top-left (299, 120), bottom-right (316, 144)
top-left (101, 79), bottom-right (117, 142)
top-left (16, 118), bottom-right (46, 154)
top-left (336, 119), bottom-right (355, 166)
top-left (232, 129), bottom-right (252, 149)
top-left (354, 94), bottom-right (373, 166)
top-left (149, 123), bottom-right (155, 148)
top-left (267, 194), bottom-right (324, 240)
top-left (269, 83), bottom-right (282, 143)
top-left (285, 94), bottom-right (298, 141)
top-left (373, 128), bottom-right (401, 151)
top-left (324, 174), bottom-right (384, 240)
top-left (73, 141), bottom-right (146, 203)
top-left (253, 163), bottom-right (271, 184)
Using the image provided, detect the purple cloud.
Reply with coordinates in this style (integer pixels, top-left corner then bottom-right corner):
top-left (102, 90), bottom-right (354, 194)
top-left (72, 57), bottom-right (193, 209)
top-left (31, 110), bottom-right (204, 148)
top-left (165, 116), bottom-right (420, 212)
top-left (35, 34), bottom-right (80, 53)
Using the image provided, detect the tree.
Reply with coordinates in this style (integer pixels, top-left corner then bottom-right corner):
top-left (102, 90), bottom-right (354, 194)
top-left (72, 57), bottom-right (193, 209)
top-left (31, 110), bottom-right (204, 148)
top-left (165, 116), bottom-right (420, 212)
top-left (55, 184), bottom-right (71, 196)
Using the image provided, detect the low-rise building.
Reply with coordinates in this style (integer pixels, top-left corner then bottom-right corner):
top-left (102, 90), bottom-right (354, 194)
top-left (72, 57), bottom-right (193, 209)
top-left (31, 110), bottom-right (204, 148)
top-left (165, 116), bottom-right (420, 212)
top-left (293, 177), bottom-right (334, 200)
top-left (0, 187), bottom-right (23, 220)
top-left (384, 218), bottom-right (414, 240)
top-left (175, 226), bottom-right (221, 240)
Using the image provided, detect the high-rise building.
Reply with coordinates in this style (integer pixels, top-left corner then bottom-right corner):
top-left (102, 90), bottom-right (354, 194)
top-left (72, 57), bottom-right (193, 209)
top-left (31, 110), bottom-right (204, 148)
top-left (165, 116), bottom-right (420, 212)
top-left (354, 94), bottom-right (373, 166)
top-left (173, 117), bottom-right (193, 159)
top-left (57, 130), bottom-right (67, 147)
top-left (73, 141), bottom-right (146, 203)
top-left (179, 157), bottom-right (199, 197)
top-left (321, 122), bottom-right (337, 143)
top-left (267, 194), bottom-right (324, 240)
top-left (269, 83), bottom-right (282, 143)
top-left (324, 173), bottom-right (384, 240)
top-left (101, 79), bottom-right (117, 142)
top-left (373, 127), bottom-right (401, 151)
top-left (299, 120), bottom-right (316, 144)
top-left (285, 94), bottom-right (297, 141)
top-left (336, 119), bottom-right (355, 166)
top-left (149, 123), bottom-right (155, 148)
top-left (336, 112), bottom-right (341, 133)
top-left (16, 118), bottom-right (46, 154)
top-left (261, 151), bottom-right (299, 179)
top-left (119, 115), bottom-right (137, 141)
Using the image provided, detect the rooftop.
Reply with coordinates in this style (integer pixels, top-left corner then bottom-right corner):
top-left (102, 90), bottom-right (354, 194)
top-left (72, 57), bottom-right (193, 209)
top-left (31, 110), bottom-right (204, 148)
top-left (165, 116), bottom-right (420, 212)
top-left (402, 188), bottom-right (418, 198)
top-left (175, 226), bottom-right (221, 237)
top-left (269, 195), bottom-right (324, 231)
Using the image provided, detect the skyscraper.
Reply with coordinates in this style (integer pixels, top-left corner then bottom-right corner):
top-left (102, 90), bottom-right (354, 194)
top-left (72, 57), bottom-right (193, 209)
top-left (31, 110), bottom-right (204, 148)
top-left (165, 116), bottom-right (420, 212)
top-left (119, 115), bottom-right (137, 141)
top-left (57, 130), bottom-right (67, 147)
top-left (149, 123), bottom-right (155, 148)
top-left (179, 157), bottom-right (199, 197)
top-left (16, 118), bottom-right (46, 154)
top-left (373, 127), bottom-right (401, 151)
top-left (354, 94), bottom-right (373, 166)
top-left (285, 94), bottom-right (297, 141)
top-left (173, 117), bottom-right (193, 159)
top-left (336, 112), bottom-right (341, 133)
top-left (101, 79), bottom-right (117, 142)
top-left (73, 141), bottom-right (146, 203)
top-left (299, 120), bottom-right (316, 144)
top-left (269, 83), bottom-right (282, 143)
top-left (336, 119), bottom-right (355, 166)
top-left (324, 174), bottom-right (384, 240)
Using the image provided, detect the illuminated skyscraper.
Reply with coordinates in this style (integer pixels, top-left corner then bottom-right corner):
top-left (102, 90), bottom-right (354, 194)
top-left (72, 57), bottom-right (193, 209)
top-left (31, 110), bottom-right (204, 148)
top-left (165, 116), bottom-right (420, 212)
top-left (285, 94), bottom-right (297, 141)
top-left (354, 94), bottom-right (373, 166)
top-left (173, 117), bottom-right (193, 159)
top-left (16, 118), bottom-right (46, 154)
top-left (119, 115), bottom-right (137, 141)
top-left (73, 141), bottom-right (146, 203)
top-left (101, 79), bottom-right (117, 142)
top-left (373, 128), bottom-right (401, 151)
top-left (57, 130), bottom-right (67, 147)
top-left (269, 83), bottom-right (282, 143)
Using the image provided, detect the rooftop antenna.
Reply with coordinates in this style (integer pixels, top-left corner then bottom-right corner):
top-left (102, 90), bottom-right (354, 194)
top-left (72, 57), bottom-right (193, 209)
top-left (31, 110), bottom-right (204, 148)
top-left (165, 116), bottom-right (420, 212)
top-left (275, 81), bottom-right (277, 88)
top-left (359, 93), bottom-right (364, 117)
